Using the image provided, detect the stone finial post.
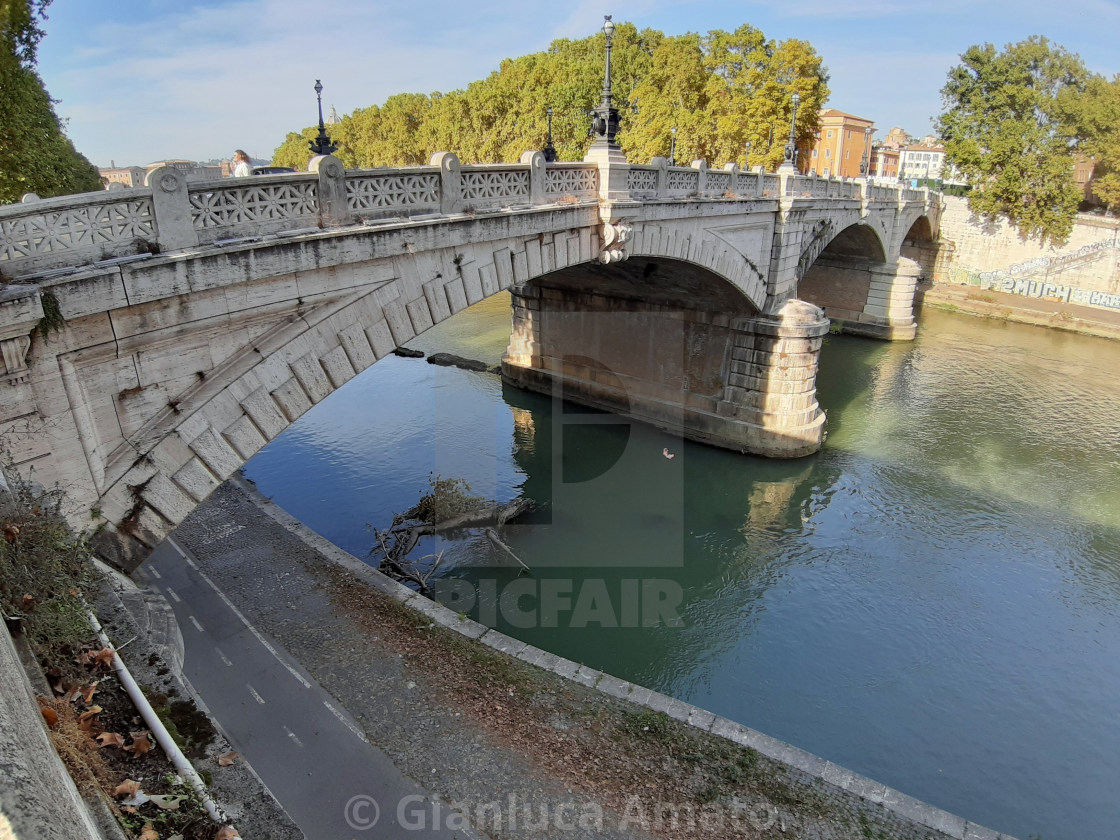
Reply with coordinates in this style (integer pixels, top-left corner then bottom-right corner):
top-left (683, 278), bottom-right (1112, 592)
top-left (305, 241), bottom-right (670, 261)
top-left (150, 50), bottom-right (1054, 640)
top-left (650, 156), bottom-right (669, 199)
top-left (520, 151), bottom-right (547, 206)
top-left (723, 162), bottom-right (739, 197)
top-left (431, 152), bottom-right (462, 214)
top-left (146, 166), bottom-right (199, 252)
top-left (309, 154), bottom-right (351, 226)
top-left (691, 160), bottom-right (708, 194)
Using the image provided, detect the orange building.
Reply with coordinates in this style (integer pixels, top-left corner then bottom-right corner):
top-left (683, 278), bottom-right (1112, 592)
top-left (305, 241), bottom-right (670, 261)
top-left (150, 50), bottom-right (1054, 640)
top-left (870, 145), bottom-right (899, 180)
top-left (805, 110), bottom-right (875, 178)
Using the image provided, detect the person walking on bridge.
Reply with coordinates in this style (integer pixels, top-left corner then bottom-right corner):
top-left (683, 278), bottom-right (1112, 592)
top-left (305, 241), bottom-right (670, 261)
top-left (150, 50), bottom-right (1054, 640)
top-left (232, 149), bottom-right (253, 177)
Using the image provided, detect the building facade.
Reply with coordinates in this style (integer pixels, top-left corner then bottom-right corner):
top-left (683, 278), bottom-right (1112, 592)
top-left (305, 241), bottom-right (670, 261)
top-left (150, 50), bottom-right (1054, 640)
top-left (98, 166), bottom-right (147, 188)
top-left (805, 110), bottom-right (875, 178)
top-left (898, 144), bottom-right (946, 184)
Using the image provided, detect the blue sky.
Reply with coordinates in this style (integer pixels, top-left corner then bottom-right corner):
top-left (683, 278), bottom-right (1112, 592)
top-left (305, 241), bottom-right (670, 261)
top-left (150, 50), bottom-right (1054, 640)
top-left (35, 0), bottom-right (1120, 168)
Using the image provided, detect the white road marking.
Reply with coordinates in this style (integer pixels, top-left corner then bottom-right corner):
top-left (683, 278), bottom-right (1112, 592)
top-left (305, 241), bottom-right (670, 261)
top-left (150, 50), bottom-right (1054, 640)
top-left (214, 647), bottom-right (232, 667)
top-left (323, 700), bottom-right (369, 744)
top-left (167, 537), bottom-right (197, 569)
top-left (188, 615), bottom-right (204, 632)
top-left (283, 725), bottom-right (304, 748)
top-left (246, 684), bottom-right (266, 705)
top-left (166, 587), bottom-right (181, 603)
top-left (193, 568), bottom-right (312, 689)
top-left (148, 567), bottom-right (163, 580)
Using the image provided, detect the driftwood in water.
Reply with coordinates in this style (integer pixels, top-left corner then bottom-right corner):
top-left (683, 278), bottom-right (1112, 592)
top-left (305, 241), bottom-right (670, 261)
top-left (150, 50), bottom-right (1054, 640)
top-left (374, 496), bottom-right (534, 594)
top-left (401, 497), bottom-right (533, 536)
top-left (485, 528), bottom-right (531, 574)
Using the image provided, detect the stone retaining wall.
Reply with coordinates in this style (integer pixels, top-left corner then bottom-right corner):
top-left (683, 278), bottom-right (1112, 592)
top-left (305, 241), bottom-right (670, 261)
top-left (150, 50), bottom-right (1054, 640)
top-left (935, 196), bottom-right (1120, 311)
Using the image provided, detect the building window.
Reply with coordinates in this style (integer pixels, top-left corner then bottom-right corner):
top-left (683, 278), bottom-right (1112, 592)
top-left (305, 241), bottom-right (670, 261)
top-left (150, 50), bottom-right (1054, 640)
top-left (845, 150), bottom-right (850, 159)
top-left (812, 149), bottom-right (818, 158)
top-left (827, 130), bottom-right (833, 138)
top-left (824, 149), bottom-right (830, 158)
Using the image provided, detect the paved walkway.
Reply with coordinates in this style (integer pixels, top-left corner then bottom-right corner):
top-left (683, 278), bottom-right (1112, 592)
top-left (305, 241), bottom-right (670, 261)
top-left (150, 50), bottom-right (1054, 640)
top-left (139, 536), bottom-right (481, 840)
top-left (138, 479), bottom-right (648, 840)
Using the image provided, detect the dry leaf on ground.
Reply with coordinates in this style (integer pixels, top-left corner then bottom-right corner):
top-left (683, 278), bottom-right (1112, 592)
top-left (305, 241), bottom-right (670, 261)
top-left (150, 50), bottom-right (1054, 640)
top-left (216, 751), bottom-right (238, 766)
top-left (138, 823), bottom-right (159, 840)
top-left (38, 704), bottom-right (58, 727)
top-left (214, 826), bottom-right (242, 839)
top-left (92, 648), bottom-right (116, 669)
top-left (96, 732), bottom-right (124, 748)
top-left (125, 731), bottom-right (152, 756)
top-left (113, 779), bottom-right (141, 799)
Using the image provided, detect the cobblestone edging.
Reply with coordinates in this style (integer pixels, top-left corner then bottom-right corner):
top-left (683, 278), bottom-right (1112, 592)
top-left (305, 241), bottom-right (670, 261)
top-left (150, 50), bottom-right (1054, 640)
top-left (230, 475), bottom-right (1017, 840)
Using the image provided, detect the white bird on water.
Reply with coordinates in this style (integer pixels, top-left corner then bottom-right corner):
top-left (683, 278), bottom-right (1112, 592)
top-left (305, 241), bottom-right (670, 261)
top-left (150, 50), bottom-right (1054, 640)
top-left (662, 448), bottom-right (675, 460)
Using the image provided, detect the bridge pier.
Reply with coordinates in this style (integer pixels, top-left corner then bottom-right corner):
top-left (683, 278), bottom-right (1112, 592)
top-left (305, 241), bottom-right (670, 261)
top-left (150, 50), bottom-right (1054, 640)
top-left (799, 256), bottom-right (921, 340)
top-left (502, 284), bottom-right (828, 458)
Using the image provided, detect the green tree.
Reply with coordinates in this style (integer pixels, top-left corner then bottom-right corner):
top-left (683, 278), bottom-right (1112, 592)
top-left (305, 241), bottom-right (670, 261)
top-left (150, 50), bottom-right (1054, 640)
top-left (1, 0), bottom-right (102, 204)
top-left (937, 36), bottom-right (1088, 244)
top-left (271, 21), bottom-right (829, 174)
top-left (1060, 73), bottom-right (1120, 213)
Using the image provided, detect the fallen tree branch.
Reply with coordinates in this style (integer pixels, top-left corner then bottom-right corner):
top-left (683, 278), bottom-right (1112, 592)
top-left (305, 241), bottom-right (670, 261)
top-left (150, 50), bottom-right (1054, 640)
top-left (486, 528), bottom-right (531, 574)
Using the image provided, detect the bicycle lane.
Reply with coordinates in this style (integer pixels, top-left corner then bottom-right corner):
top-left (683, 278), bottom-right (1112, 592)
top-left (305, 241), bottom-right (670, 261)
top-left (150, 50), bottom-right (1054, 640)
top-left (138, 537), bottom-right (483, 840)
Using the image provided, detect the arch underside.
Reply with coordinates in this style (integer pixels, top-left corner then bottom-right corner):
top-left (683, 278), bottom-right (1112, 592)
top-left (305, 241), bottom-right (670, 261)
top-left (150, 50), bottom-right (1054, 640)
top-left (75, 231), bottom-right (774, 567)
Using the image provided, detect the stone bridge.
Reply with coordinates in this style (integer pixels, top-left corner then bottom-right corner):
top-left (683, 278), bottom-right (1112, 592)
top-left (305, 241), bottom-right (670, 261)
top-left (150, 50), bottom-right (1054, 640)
top-left (0, 148), bottom-right (939, 566)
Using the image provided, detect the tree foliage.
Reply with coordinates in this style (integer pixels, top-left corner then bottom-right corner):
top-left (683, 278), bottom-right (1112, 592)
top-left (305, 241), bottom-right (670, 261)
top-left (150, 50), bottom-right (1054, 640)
top-left (937, 37), bottom-right (1089, 244)
top-left (271, 22), bottom-right (829, 174)
top-left (0, 0), bottom-right (102, 204)
top-left (1060, 73), bottom-right (1120, 212)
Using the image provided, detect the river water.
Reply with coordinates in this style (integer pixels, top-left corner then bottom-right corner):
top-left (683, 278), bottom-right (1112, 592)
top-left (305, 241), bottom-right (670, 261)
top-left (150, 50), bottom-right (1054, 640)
top-left (244, 293), bottom-right (1120, 840)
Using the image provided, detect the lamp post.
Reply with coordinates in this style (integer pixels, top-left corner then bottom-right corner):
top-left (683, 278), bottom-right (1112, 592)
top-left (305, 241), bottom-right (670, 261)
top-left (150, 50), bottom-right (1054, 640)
top-left (780, 92), bottom-right (801, 171)
top-left (669, 126), bottom-right (677, 166)
top-left (859, 126), bottom-right (872, 176)
top-left (543, 105), bottom-right (559, 162)
top-left (309, 79), bottom-right (338, 156)
top-left (744, 140), bottom-right (751, 169)
top-left (587, 16), bottom-right (620, 146)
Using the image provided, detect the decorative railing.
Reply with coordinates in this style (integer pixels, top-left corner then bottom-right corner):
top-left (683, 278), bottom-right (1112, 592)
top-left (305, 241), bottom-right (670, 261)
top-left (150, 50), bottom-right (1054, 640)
top-left (461, 165), bottom-right (531, 205)
top-left (545, 164), bottom-right (599, 197)
top-left (0, 150), bottom-right (938, 281)
top-left (627, 167), bottom-right (659, 193)
top-left (0, 190), bottom-right (157, 275)
top-left (188, 175), bottom-right (320, 244)
top-left (346, 168), bottom-right (441, 216)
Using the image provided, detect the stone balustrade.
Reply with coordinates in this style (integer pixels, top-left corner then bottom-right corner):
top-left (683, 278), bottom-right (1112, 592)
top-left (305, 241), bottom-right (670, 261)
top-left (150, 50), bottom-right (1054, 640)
top-left (0, 150), bottom-right (931, 283)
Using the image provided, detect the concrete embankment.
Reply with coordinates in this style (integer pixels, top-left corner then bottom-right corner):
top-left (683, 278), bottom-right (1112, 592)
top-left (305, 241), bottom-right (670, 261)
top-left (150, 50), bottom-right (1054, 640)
top-left (920, 282), bottom-right (1120, 341)
top-left (162, 474), bottom-right (1018, 840)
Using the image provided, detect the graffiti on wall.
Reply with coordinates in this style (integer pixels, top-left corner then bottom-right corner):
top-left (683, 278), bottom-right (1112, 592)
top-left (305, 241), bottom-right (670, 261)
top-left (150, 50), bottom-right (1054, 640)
top-left (947, 236), bottom-right (1120, 311)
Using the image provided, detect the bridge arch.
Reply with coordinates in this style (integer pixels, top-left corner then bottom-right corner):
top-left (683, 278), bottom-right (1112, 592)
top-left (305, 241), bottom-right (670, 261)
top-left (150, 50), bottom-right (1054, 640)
top-left (797, 216), bottom-right (925, 341)
top-left (0, 153), bottom-right (938, 567)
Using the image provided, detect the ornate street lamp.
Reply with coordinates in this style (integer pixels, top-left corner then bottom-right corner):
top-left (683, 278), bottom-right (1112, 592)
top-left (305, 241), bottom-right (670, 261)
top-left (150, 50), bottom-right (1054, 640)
top-left (781, 92), bottom-right (801, 170)
top-left (860, 125), bottom-right (872, 176)
top-left (309, 79), bottom-right (338, 156)
top-left (669, 126), bottom-right (677, 166)
top-left (587, 16), bottom-right (620, 145)
top-left (543, 106), bottom-right (559, 162)
top-left (744, 140), bottom-right (751, 169)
